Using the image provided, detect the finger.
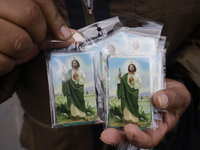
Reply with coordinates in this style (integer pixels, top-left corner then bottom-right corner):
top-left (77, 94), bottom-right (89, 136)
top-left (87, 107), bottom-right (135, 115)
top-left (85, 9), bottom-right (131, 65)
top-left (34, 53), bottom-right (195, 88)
top-left (153, 79), bottom-right (190, 113)
top-left (16, 44), bottom-right (40, 65)
top-left (33, 0), bottom-right (71, 40)
top-left (124, 121), bottom-right (168, 148)
top-left (0, 0), bottom-right (47, 43)
top-left (100, 128), bottom-right (124, 147)
top-left (0, 52), bottom-right (16, 75)
top-left (0, 18), bottom-right (33, 59)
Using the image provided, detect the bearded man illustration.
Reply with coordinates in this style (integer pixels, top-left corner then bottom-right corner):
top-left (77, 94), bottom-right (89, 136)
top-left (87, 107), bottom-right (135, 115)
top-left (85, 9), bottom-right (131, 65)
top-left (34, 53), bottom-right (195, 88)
top-left (61, 59), bottom-right (88, 121)
top-left (117, 63), bottom-right (142, 125)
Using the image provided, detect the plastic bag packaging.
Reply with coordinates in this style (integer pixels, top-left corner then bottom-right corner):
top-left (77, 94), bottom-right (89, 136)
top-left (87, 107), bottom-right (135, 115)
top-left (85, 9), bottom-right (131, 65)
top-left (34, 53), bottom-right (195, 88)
top-left (117, 135), bottom-right (151, 150)
top-left (44, 12), bottom-right (166, 131)
top-left (90, 16), bottom-right (164, 129)
top-left (118, 11), bottom-right (163, 36)
top-left (154, 36), bottom-right (167, 92)
top-left (103, 31), bottom-right (159, 129)
top-left (80, 29), bottom-right (158, 129)
top-left (114, 13), bottom-right (167, 150)
top-left (123, 13), bottom-right (167, 126)
top-left (45, 17), bottom-right (123, 128)
top-left (45, 49), bottom-right (102, 128)
top-left (80, 31), bottom-right (132, 125)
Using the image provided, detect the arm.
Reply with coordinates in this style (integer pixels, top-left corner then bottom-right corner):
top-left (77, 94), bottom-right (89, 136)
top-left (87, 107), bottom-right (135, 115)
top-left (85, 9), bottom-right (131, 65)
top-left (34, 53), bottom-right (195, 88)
top-left (116, 77), bottom-right (121, 84)
top-left (175, 24), bottom-right (200, 92)
top-left (60, 65), bottom-right (66, 81)
top-left (60, 74), bottom-right (66, 81)
top-left (132, 74), bottom-right (142, 89)
top-left (116, 71), bottom-right (121, 84)
top-left (78, 70), bottom-right (87, 85)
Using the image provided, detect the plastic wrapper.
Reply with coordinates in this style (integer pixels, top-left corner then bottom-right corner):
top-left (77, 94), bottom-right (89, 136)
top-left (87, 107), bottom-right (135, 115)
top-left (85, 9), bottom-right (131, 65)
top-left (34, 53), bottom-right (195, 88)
top-left (118, 11), bottom-right (163, 36)
top-left (114, 13), bottom-right (166, 150)
top-left (45, 17), bottom-right (123, 128)
top-left (44, 13), bottom-right (166, 136)
top-left (102, 31), bottom-right (158, 129)
top-left (155, 36), bottom-right (167, 92)
top-left (45, 49), bottom-right (102, 128)
top-left (117, 135), bottom-right (151, 150)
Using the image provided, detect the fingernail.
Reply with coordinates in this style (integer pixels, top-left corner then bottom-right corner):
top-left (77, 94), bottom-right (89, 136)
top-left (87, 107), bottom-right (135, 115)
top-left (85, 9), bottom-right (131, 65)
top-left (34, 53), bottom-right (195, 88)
top-left (60, 26), bottom-right (71, 39)
top-left (99, 137), bottom-right (115, 146)
top-left (158, 94), bottom-right (168, 107)
top-left (124, 127), bottom-right (134, 140)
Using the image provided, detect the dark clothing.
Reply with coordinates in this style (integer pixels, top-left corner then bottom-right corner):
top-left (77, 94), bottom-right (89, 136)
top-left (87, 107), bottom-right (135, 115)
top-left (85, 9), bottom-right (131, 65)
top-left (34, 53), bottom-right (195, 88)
top-left (1, 0), bottom-right (200, 149)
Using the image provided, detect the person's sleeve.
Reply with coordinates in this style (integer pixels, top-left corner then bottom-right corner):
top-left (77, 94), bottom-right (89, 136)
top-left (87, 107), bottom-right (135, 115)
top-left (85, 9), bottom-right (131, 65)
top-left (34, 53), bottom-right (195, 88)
top-left (157, 24), bottom-right (200, 150)
top-left (134, 74), bottom-right (142, 89)
top-left (79, 70), bottom-right (87, 85)
top-left (116, 77), bottom-right (120, 84)
top-left (60, 73), bottom-right (66, 81)
top-left (0, 65), bottom-right (22, 103)
top-left (175, 24), bottom-right (200, 91)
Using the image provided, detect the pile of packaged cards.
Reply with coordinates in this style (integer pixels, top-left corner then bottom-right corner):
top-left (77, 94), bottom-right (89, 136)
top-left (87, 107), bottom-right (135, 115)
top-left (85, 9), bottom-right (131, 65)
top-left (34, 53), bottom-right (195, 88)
top-left (45, 13), bottom-right (166, 129)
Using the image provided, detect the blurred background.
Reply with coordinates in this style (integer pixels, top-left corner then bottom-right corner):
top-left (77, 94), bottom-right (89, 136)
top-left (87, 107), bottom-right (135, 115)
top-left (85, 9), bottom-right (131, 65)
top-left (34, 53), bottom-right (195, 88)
top-left (0, 92), bottom-right (26, 150)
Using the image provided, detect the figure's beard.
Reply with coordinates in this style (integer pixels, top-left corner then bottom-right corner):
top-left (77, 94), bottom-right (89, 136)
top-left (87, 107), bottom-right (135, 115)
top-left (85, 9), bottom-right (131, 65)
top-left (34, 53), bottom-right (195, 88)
top-left (129, 70), bottom-right (135, 73)
top-left (72, 66), bottom-right (79, 69)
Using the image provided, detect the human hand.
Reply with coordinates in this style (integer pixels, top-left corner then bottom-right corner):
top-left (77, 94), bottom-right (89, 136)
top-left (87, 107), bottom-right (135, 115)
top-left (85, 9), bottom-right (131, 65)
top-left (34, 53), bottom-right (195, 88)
top-left (118, 72), bottom-right (121, 78)
top-left (131, 81), bottom-right (135, 85)
top-left (100, 78), bottom-right (191, 148)
top-left (0, 0), bottom-right (81, 75)
top-left (75, 77), bottom-right (79, 81)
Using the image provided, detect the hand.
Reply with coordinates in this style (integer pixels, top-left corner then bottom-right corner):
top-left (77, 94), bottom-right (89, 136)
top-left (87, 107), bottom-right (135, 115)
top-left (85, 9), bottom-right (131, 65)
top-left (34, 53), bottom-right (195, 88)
top-left (118, 72), bottom-right (121, 78)
top-left (75, 77), bottom-right (79, 81)
top-left (0, 0), bottom-right (81, 75)
top-left (131, 81), bottom-right (135, 85)
top-left (100, 78), bottom-right (191, 148)
top-left (62, 65), bottom-right (65, 76)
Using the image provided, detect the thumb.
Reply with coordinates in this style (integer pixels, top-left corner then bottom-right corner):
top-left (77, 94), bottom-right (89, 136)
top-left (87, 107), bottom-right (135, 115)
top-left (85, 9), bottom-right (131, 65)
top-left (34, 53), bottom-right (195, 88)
top-left (153, 79), bottom-right (191, 113)
top-left (33, 0), bottom-right (71, 40)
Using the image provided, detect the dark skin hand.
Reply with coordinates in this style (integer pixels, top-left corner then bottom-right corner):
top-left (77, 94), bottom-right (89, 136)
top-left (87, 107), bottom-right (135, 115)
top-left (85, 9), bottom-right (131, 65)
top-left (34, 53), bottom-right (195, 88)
top-left (0, 0), bottom-right (82, 75)
top-left (100, 78), bottom-right (191, 148)
top-left (0, 1), bottom-right (191, 148)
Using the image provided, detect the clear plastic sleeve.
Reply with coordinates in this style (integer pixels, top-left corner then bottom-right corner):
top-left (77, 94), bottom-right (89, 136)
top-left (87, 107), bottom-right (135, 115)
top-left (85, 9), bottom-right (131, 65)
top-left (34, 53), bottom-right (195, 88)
top-left (44, 14), bottom-right (166, 135)
top-left (44, 17), bottom-right (123, 128)
top-left (45, 49), bottom-right (104, 128)
top-left (114, 13), bottom-right (166, 150)
top-left (118, 11), bottom-right (163, 36)
top-left (101, 31), bottom-right (159, 129)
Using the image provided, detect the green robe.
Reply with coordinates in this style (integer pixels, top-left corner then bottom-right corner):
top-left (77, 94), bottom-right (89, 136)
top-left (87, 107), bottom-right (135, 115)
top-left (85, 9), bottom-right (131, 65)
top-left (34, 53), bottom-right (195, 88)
top-left (117, 73), bottom-right (139, 117)
top-left (62, 69), bottom-right (86, 112)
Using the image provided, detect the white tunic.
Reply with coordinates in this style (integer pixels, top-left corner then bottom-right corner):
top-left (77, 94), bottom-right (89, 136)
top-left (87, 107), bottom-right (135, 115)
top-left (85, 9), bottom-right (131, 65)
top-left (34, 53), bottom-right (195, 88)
top-left (116, 73), bottom-right (142, 89)
top-left (71, 69), bottom-right (87, 85)
top-left (61, 69), bottom-right (87, 85)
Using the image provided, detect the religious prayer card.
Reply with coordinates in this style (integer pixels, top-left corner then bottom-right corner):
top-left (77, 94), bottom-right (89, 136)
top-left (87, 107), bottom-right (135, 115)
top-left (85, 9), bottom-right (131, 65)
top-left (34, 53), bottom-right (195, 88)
top-left (100, 32), bottom-right (131, 94)
top-left (50, 52), bottom-right (97, 126)
top-left (108, 57), bottom-right (152, 127)
top-left (125, 33), bottom-right (157, 56)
